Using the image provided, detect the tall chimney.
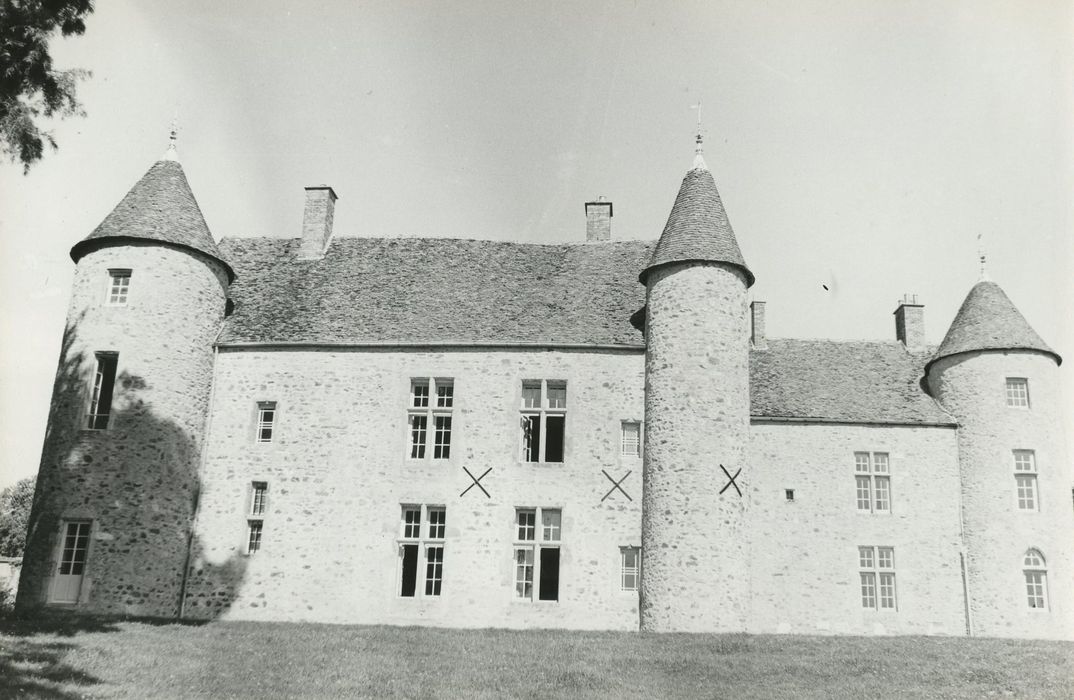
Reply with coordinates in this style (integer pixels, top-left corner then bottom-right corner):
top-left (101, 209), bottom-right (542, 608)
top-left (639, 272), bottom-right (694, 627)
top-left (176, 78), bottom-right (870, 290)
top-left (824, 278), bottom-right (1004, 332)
top-left (894, 294), bottom-right (924, 350)
top-left (585, 197), bottom-right (613, 242)
top-left (750, 301), bottom-right (767, 350)
top-left (298, 185), bottom-right (338, 259)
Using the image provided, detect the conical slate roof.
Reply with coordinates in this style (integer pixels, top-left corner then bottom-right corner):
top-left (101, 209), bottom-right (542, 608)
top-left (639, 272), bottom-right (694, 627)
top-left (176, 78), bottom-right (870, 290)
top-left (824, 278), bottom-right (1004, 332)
top-left (70, 159), bottom-right (234, 281)
top-left (639, 165), bottom-right (753, 286)
top-left (927, 280), bottom-right (1060, 370)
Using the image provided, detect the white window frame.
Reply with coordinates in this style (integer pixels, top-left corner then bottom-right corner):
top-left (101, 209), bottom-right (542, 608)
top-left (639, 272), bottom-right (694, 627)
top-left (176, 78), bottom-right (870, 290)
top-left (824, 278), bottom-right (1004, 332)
top-left (255, 401), bottom-right (276, 443)
top-left (106, 268), bottom-right (132, 306)
top-left (620, 421), bottom-right (642, 458)
top-left (244, 481), bottom-right (268, 555)
top-left (620, 546), bottom-right (640, 592)
top-left (1005, 377), bottom-right (1030, 408)
top-left (1023, 549), bottom-right (1048, 610)
top-left (520, 380), bottom-right (567, 463)
top-left (245, 520), bottom-right (263, 555)
top-left (408, 378), bottom-right (454, 460)
top-left (1013, 450), bottom-right (1038, 511)
top-left (513, 507), bottom-right (562, 602)
top-left (397, 504), bottom-right (447, 598)
top-left (854, 452), bottom-right (891, 513)
top-left (858, 545), bottom-right (897, 611)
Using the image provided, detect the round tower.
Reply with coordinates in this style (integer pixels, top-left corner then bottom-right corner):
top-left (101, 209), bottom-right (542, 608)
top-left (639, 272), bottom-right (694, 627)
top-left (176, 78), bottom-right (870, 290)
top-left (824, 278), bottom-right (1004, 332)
top-left (17, 136), bottom-right (233, 616)
top-left (638, 146), bottom-right (754, 632)
top-left (926, 279), bottom-right (1073, 639)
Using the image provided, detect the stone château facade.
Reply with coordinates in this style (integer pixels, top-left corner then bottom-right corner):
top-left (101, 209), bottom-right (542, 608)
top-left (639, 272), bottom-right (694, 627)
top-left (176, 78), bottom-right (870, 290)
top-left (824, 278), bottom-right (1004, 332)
top-left (17, 136), bottom-right (1074, 640)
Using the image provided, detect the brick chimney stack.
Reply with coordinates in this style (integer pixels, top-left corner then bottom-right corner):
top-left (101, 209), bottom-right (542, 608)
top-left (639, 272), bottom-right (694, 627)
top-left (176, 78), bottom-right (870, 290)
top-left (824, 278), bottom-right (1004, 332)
top-left (750, 301), bottom-right (767, 350)
top-left (298, 185), bottom-right (338, 259)
top-left (894, 294), bottom-right (924, 350)
top-left (585, 197), bottom-right (613, 242)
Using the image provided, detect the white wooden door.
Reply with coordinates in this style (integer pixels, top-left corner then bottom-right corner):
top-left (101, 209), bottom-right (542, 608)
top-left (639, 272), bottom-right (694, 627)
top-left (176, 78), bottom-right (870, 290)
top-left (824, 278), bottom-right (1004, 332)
top-left (50, 522), bottom-right (90, 603)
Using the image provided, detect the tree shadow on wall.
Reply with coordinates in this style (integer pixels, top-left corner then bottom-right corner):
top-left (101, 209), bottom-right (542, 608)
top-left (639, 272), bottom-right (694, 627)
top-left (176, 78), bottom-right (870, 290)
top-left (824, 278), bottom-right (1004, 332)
top-left (12, 313), bottom-right (250, 690)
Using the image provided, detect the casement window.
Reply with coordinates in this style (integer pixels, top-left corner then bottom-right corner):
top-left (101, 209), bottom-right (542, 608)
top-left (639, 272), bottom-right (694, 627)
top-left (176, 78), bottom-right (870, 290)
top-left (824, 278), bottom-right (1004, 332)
top-left (620, 421), bottom-right (641, 457)
top-left (1005, 378), bottom-right (1029, 408)
top-left (50, 521), bottom-right (91, 604)
top-left (245, 481), bottom-right (268, 554)
top-left (620, 546), bottom-right (640, 592)
top-left (398, 505), bottom-right (446, 597)
top-left (408, 378), bottom-right (453, 460)
top-left (106, 269), bottom-right (131, 306)
top-left (256, 402), bottom-right (276, 443)
top-left (514, 507), bottom-right (561, 601)
top-left (859, 546), bottom-right (897, 610)
top-left (854, 452), bottom-right (890, 513)
top-left (86, 352), bottom-right (118, 430)
top-left (520, 380), bottom-right (566, 463)
top-left (1023, 549), bottom-right (1048, 609)
top-left (1013, 450), bottom-right (1038, 511)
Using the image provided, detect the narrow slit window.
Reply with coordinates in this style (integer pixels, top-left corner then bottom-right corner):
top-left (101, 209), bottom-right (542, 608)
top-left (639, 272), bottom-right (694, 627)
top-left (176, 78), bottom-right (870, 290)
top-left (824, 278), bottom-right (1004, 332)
top-left (87, 353), bottom-right (118, 430)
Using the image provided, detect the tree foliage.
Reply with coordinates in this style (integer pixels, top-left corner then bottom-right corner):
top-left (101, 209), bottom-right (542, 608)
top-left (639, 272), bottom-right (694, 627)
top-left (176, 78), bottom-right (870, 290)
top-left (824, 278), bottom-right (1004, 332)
top-left (0, 477), bottom-right (35, 558)
top-left (0, 0), bottom-right (94, 172)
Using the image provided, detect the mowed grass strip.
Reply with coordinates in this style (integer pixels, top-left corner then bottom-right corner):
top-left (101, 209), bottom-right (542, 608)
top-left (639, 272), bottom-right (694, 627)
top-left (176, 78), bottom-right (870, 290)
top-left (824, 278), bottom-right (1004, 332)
top-left (1, 618), bottom-right (1072, 699)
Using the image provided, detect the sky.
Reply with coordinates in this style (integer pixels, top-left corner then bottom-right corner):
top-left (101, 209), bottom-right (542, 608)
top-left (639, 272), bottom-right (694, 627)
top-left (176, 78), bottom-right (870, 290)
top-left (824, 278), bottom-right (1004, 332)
top-left (1, 0), bottom-right (1072, 490)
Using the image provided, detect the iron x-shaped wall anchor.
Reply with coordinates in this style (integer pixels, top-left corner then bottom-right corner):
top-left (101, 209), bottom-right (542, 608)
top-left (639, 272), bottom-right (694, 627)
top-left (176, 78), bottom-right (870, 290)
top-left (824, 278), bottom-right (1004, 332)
top-left (719, 464), bottom-right (742, 497)
top-left (460, 467), bottom-right (491, 498)
top-left (601, 469), bottom-right (632, 502)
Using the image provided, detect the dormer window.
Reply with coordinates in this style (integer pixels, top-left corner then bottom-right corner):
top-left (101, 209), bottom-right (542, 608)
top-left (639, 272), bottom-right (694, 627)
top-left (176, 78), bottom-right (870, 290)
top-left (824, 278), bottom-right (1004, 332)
top-left (107, 269), bottom-right (131, 306)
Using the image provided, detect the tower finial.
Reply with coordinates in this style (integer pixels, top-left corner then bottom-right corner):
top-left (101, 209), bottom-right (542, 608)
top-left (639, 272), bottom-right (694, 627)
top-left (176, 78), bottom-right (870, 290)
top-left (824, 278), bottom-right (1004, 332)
top-left (690, 101), bottom-right (707, 170)
top-left (977, 233), bottom-right (989, 281)
top-left (163, 116), bottom-right (179, 162)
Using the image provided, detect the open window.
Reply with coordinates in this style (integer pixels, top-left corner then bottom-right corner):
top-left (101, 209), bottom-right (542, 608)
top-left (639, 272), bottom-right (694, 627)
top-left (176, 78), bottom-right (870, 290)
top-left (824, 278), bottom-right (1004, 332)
top-left (86, 352), bottom-right (118, 430)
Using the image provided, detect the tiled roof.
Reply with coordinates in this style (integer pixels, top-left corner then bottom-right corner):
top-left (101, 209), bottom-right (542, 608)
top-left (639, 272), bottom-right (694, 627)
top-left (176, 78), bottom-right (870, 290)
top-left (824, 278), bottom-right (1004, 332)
top-left (751, 339), bottom-right (954, 425)
top-left (70, 160), bottom-right (234, 281)
top-left (929, 280), bottom-right (1061, 370)
top-left (640, 167), bottom-right (754, 287)
top-left (217, 237), bottom-right (653, 345)
top-left (218, 235), bottom-right (951, 425)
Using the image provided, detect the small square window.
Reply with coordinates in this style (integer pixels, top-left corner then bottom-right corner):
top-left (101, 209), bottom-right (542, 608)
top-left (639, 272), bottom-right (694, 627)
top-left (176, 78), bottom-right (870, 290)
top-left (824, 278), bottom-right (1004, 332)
top-left (785, 489), bottom-right (795, 501)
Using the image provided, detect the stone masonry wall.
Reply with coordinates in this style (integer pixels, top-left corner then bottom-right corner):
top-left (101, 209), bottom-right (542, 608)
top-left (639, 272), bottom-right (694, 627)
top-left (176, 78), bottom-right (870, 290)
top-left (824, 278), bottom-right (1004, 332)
top-left (17, 243), bottom-right (226, 616)
top-left (748, 422), bottom-right (967, 636)
top-left (183, 348), bottom-right (645, 629)
top-left (640, 263), bottom-right (750, 632)
top-left (929, 351), bottom-right (1074, 640)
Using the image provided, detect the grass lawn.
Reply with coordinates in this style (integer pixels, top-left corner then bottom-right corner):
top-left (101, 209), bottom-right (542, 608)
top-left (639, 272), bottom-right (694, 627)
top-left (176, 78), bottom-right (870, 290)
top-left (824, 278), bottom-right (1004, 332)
top-left (1, 616), bottom-right (1072, 699)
